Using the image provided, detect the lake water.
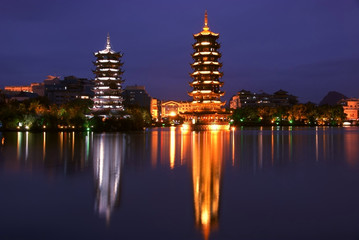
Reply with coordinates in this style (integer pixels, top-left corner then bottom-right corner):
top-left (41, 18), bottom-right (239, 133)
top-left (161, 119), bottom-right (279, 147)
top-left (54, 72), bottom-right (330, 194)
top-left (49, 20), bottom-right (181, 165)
top-left (1, 127), bottom-right (359, 240)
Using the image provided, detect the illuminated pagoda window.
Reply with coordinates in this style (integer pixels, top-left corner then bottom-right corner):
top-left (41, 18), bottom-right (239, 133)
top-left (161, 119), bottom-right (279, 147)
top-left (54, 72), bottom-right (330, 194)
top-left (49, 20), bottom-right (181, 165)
top-left (182, 11), bottom-right (229, 129)
top-left (92, 34), bottom-right (124, 115)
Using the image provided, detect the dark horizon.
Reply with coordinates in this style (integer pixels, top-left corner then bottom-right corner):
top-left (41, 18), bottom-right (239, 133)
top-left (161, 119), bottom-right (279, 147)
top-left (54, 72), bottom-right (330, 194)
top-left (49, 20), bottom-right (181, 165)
top-left (1, 0), bottom-right (359, 104)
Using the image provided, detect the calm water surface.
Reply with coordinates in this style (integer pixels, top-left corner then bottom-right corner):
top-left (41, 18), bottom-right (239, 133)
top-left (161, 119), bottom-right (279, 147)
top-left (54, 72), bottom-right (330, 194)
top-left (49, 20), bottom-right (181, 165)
top-left (1, 127), bottom-right (359, 240)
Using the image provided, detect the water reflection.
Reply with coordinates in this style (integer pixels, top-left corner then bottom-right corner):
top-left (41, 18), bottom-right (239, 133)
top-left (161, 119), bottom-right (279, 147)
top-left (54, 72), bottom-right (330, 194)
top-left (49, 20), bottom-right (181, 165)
top-left (170, 126), bottom-right (176, 169)
top-left (93, 133), bottom-right (125, 223)
top-left (2, 128), bottom-right (359, 239)
top-left (192, 131), bottom-right (223, 240)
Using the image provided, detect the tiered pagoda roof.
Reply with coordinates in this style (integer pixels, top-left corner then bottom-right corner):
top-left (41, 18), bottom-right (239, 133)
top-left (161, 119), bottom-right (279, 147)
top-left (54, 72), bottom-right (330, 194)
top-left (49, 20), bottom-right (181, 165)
top-left (188, 11), bottom-right (225, 111)
top-left (92, 34), bottom-right (124, 115)
top-left (180, 11), bottom-right (230, 129)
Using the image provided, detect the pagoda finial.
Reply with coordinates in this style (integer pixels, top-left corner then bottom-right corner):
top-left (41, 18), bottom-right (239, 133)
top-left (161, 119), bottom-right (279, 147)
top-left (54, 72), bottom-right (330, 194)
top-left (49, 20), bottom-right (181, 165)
top-left (106, 33), bottom-right (111, 50)
top-left (203, 10), bottom-right (209, 31)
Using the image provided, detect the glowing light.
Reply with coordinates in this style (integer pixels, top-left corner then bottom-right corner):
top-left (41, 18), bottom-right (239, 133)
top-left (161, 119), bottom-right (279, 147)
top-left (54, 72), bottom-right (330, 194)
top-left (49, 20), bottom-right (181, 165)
top-left (182, 124), bottom-right (190, 131)
top-left (98, 59), bottom-right (119, 63)
top-left (99, 69), bottom-right (119, 72)
top-left (96, 77), bottom-right (118, 80)
top-left (209, 124), bottom-right (219, 131)
top-left (201, 210), bottom-right (209, 225)
top-left (169, 111), bottom-right (177, 117)
top-left (193, 52), bottom-right (219, 56)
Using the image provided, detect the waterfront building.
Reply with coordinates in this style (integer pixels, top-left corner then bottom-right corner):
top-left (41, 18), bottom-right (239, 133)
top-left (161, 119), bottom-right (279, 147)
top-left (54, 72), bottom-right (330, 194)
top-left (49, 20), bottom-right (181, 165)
top-left (92, 34), bottom-right (124, 116)
top-left (182, 11), bottom-right (230, 130)
top-left (161, 101), bottom-right (180, 118)
top-left (161, 100), bottom-right (192, 118)
top-left (340, 98), bottom-right (359, 120)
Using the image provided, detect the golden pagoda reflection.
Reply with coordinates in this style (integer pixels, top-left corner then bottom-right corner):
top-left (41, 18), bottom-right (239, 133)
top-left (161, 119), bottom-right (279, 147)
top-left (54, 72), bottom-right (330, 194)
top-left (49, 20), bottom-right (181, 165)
top-left (170, 126), bottom-right (176, 169)
top-left (93, 133), bottom-right (125, 224)
top-left (192, 131), bottom-right (223, 240)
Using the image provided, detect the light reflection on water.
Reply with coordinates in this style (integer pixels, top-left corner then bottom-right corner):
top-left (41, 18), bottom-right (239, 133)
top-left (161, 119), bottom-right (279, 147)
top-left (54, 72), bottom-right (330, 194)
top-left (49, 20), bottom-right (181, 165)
top-left (1, 127), bottom-right (359, 239)
top-left (93, 133), bottom-right (125, 223)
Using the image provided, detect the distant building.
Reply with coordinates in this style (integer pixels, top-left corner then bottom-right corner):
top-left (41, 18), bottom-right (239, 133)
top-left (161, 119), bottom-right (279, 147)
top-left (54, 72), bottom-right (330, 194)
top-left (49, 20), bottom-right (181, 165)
top-left (92, 34), bottom-right (124, 116)
top-left (122, 85), bottom-right (151, 109)
top-left (45, 76), bottom-right (93, 105)
top-left (271, 89), bottom-right (298, 106)
top-left (4, 81), bottom-right (47, 96)
top-left (229, 89), bottom-right (297, 109)
top-left (340, 98), bottom-right (359, 120)
top-left (3, 75), bottom-right (92, 104)
top-left (31, 82), bottom-right (45, 96)
top-left (4, 85), bottom-right (32, 92)
top-left (8, 92), bottom-right (39, 102)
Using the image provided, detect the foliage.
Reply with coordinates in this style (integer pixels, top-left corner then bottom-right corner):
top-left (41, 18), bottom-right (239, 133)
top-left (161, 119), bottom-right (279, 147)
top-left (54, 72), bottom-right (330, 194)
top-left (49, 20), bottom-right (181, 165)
top-left (0, 98), bottom-right (150, 131)
top-left (231, 103), bottom-right (346, 126)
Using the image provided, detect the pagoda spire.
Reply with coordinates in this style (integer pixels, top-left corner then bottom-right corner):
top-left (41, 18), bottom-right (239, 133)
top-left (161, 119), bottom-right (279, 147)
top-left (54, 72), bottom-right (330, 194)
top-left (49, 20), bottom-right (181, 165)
top-left (203, 10), bottom-right (209, 31)
top-left (106, 33), bottom-right (111, 50)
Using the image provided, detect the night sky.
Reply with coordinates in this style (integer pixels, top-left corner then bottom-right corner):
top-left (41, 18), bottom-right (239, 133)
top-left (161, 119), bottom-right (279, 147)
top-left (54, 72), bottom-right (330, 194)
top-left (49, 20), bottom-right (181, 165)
top-left (1, 0), bottom-right (359, 103)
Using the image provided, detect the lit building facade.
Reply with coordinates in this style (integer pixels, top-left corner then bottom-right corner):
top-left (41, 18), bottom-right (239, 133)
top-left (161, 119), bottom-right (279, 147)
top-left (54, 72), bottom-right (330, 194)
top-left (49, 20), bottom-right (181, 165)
top-left (161, 100), bottom-right (192, 118)
top-left (341, 98), bottom-right (359, 120)
top-left (92, 34), bottom-right (124, 115)
top-left (150, 98), bottom-right (160, 121)
top-left (182, 11), bottom-right (229, 130)
top-left (4, 85), bottom-right (32, 92)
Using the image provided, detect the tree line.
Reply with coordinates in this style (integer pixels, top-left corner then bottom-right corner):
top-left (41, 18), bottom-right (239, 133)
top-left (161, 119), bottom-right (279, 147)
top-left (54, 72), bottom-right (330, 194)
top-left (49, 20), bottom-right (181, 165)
top-left (231, 103), bottom-right (346, 126)
top-left (0, 97), bottom-right (151, 131)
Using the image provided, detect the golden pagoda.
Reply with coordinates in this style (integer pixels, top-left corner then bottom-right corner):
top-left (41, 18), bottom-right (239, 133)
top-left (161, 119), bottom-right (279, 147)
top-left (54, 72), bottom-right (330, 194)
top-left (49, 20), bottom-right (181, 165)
top-left (182, 11), bottom-right (230, 130)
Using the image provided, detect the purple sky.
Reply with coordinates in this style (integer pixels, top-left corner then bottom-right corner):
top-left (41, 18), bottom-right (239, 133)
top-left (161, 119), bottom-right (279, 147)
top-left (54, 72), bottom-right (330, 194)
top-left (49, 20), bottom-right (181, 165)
top-left (1, 0), bottom-right (359, 103)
